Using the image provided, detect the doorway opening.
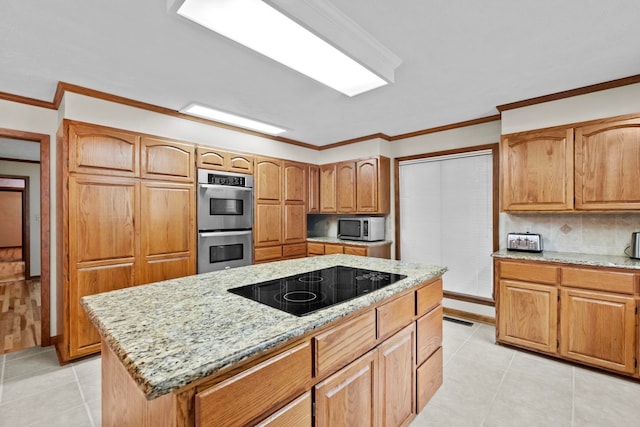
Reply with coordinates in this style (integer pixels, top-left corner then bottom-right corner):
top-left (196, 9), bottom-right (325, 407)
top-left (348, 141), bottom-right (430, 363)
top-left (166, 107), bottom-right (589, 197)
top-left (0, 129), bottom-right (50, 354)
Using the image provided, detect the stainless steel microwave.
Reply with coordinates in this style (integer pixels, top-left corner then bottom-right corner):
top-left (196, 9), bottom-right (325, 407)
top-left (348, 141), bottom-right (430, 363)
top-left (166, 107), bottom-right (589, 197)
top-left (338, 217), bottom-right (385, 241)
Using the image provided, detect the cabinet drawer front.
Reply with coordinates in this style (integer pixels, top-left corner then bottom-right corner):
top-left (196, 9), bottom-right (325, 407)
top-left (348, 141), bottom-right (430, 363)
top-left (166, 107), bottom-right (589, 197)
top-left (314, 310), bottom-right (376, 378)
top-left (416, 278), bottom-right (443, 316)
top-left (254, 245), bottom-right (283, 262)
top-left (416, 347), bottom-right (443, 413)
top-left (377, 292), bottom-right (415, 339)
top-left (561, 267), bottom-right (636, 294)
top-left (255, 392), bottom-right (311, 427)
top-left (282, 243), bottom-right (307, 258)
top-left (324, 243), bottom-right (344, 254)
top-left (306, 242), bottom-right (325, 255)
top-left (196, 342), bottom-right (312, 427)
top-left (416, 305), bottom-right (443, 365)
top-left (344, 245), bottom-right (368, 256)
top-left (499, 261), bottom-right (559, 285)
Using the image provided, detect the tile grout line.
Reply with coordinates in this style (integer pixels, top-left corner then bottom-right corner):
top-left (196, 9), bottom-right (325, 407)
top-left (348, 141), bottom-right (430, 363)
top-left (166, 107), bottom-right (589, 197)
top-left (480, 350), bottom-right (517, 427)
top-left (443, 323), bottom-right (483, 367)
top-left (72, 365), bottom-right (96, 427)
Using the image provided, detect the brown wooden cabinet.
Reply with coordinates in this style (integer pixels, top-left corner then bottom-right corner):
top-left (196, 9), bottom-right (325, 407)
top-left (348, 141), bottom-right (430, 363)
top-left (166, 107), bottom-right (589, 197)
top-left (336, 161), bottom-right (356, 213)
top-left (501, 113), bottom-right (640, 212)
top-left (357, 157), bottom-right (390, 213)
top-left (496, 258), bottom-right (640, 377)
top-left (320, 164), bottom-right (337, 213)
top-left (574, 116), bottom-right (640, 210)
top-left (378, 324), bottom-right (415, 427)
top-left (67, 174), bottom-right (138, 358)
top-left (196, 146), bottom-right (253, 174)
top-left (58, 120), bottom-right (196, 362)
top-left (254, 157), bottom-right (308, 260)
top-left (307, 241), bottom-right (391, 259)
top-left (308, 165), bottom-right (319, 213)
top-left (498, 279), bottom-right (558, 354)
top-left (501, 128), bottom-right (574, 211)
top-left (318, 157), bottom-right (390, 214)
top-left (140, 181), bottom-right (195, 284)
top-left (315, 349), bottom-right (378, 427)
top-left (141, 136), bottom-right (195, 182)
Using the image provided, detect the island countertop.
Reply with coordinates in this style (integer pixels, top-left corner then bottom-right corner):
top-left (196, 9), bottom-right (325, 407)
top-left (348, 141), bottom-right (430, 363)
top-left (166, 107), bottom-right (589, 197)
top-left (81, 254), bottom-right (446, 400)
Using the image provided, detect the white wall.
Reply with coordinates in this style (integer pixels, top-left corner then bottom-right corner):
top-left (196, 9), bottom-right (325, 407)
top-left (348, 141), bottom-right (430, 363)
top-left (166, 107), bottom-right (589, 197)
top-left (501, 83), bottom-right (640, 134)
top-left (0, 160), bottom-right (41, 276)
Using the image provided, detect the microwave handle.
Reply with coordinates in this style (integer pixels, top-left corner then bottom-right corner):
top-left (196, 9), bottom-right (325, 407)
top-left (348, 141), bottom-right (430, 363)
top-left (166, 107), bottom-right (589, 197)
top-left (199, 230), bottom-right (253, 238)
top-left (198, 184), bottom-right (252, 190)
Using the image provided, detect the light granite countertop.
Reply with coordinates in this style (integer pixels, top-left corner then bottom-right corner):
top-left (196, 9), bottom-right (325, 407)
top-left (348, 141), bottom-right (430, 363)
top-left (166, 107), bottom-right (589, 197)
top-left (306, 236), bottom-right (392, 246)
top-left (81, 254), bottom-right (446, 400)
top-left (493, 249), bottom-right (640, 270)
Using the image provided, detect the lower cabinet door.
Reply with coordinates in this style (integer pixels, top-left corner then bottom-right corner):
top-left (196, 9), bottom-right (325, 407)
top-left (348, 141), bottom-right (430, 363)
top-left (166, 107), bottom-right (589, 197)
top-left (560, 288), bottom-right (636, 373)
top-left (315, 349), bottom-right (377, 427)
top-left (416, 347), bottom-right (443, 412)
top-left (498, 279), bottom-right (558, 354)
top-left (255, 392), bottom-right (312, 427)
top-left (378, 324), bottom-right (415, 427)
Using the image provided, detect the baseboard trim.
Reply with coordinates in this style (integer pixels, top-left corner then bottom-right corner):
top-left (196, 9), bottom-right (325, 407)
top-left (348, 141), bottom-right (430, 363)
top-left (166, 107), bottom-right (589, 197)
top-left (443, 307), bottom-right (495, 326)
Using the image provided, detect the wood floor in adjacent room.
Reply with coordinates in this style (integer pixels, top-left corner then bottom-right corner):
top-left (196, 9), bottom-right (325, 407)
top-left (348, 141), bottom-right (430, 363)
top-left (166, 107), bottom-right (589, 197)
top-left (0, 277), bottom-right (41, 354)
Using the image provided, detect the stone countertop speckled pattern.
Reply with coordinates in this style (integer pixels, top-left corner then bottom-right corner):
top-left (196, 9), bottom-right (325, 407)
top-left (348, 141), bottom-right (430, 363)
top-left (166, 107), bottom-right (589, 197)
top-left (493, 249), bottom-right (640, 270)
top-left (81, 254), bottom-right (446, 400)
top-left (306, 236), bottom-right (392, 246)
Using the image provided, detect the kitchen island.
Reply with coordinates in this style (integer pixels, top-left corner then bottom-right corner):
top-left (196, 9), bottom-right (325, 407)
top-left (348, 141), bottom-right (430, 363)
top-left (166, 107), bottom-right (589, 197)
top-left (83, 254), bottom-right (446, 427)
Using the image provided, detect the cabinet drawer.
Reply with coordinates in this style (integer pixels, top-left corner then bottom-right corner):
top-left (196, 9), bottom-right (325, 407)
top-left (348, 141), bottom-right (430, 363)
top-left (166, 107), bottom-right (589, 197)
top-left (282, 243), bottom-right (307, 258)
top-left (255, 245), bottom-right (283, 262)
top-left (314, 310), bottom-right (376, 378)
top-left (417, 305), bottom-right (443, 365)
top-left (561, 267), bottom-right (636, 294)
top-left (416, 278), bottom-right (443, 316)
top-left (306, 242), bottom-right (325, 255)
top-left (195, 341), bottom-right (312, 427)
top-left (255, 392), bottom-right (311, 427)
top-left (377, 292), bottom-right (414, 339)
top-left (344, 245), bottom-right (367, 256)
top-left (499, 261), bottom-right (559, 285)
top-left (416, 347), bottom-right (443, 413)
top-left (324, 244), bottom-right (344, 254)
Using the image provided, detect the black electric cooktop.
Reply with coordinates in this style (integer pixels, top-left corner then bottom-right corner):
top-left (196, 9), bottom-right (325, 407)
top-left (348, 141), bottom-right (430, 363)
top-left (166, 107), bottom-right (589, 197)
top-left (228, 265), bottom-right (407, 316)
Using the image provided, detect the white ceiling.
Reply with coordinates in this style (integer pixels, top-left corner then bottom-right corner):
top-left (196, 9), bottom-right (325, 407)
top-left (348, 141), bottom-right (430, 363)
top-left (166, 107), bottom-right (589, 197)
top-left (1, 0), bottom-right (639, 146)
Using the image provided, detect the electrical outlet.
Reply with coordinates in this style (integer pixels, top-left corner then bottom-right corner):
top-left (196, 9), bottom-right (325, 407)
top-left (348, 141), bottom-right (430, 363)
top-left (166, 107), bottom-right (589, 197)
top-left (560, 224), bottom-right (572, 234)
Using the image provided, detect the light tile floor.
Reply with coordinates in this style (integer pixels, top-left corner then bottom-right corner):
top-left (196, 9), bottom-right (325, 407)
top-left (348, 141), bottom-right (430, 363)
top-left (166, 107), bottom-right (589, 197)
top-left (1, 321), bottom-right (639, 426)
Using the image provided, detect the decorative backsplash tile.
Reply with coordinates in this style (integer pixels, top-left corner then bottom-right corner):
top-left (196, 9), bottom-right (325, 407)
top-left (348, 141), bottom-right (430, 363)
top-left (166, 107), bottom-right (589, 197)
top-left (501, 213), bottom-right (640, 256)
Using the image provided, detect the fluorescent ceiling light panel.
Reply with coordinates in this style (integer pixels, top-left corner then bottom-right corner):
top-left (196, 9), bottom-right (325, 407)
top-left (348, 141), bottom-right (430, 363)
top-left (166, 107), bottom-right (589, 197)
top-left (181, 104), bottom-right (287, 135)
top-left (177, 0), bottom-right (398, 96)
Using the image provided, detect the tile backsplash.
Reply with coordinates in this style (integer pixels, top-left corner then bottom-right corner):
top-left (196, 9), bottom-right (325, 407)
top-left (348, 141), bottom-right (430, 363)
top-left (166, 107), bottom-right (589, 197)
top-left (501, 213), bottom-right (640, 256)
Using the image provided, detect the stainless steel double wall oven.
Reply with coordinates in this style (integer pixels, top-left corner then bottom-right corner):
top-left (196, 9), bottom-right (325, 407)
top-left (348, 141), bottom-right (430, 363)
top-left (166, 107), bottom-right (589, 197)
top-left (197, 169), bottom-right (253, 273)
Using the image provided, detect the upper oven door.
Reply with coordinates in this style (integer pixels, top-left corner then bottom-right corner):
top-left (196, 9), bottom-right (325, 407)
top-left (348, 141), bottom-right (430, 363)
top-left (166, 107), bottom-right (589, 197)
top-left (198, 183), bottom-right (253, 231)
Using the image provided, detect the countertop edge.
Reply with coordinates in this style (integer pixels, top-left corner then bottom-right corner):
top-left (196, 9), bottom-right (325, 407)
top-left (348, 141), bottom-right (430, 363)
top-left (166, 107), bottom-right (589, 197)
top-left (492, 249), bottom-right (640, 270)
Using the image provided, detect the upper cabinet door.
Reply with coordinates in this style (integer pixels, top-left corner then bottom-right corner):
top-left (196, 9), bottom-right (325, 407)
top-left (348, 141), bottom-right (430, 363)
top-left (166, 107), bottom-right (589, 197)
top-left (501, 128), bottom-right (574, 211)
top-left (320, 164), bottom-right (337, 213)
top-left (283, 161), bottom-right (307, 204)
top-left (69, 122), bottom-right (140, 177)
top-left (227, 152), bottom-right (254, 174)
top-left (197, 147), bottom-right (254, 174)
top-left (141, 137), bottom-right (195, 182)
top-left (255, 156), bottom-right (282, 203)
top-left (336, 162), bottom-right (356, 213)
top-left (308, 165), bottom-right (320, 213)
top-left (575, 117), bottom-right (640, 210)
top-left (356, 158), bottom-right (379, 213)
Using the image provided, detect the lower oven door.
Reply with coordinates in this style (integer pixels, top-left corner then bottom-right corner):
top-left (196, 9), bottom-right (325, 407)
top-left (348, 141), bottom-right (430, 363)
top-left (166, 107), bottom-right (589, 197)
top-left (198, 230), bottom-right (253, 273)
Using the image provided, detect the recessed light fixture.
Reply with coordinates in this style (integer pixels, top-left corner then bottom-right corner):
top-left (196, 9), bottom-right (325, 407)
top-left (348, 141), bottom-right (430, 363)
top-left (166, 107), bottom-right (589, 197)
top-left (176, 0), bottom-right (401, 96)
top-left (181, 103), bottom-right (287, 135)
